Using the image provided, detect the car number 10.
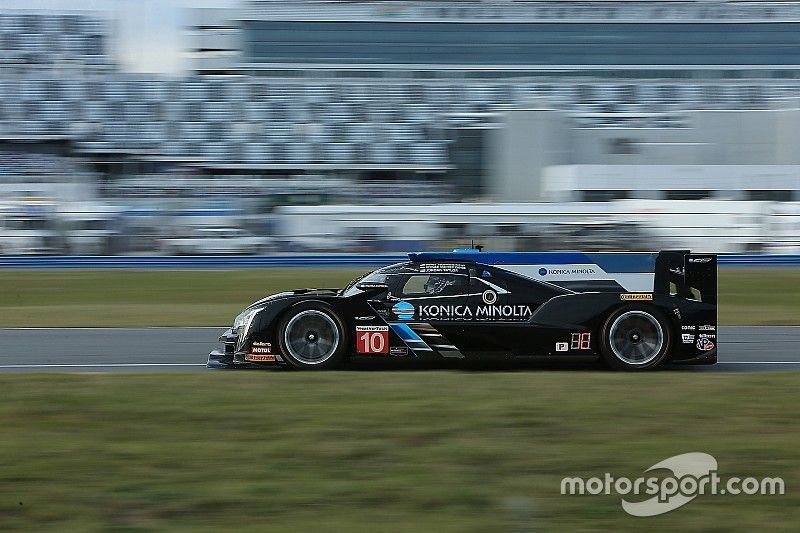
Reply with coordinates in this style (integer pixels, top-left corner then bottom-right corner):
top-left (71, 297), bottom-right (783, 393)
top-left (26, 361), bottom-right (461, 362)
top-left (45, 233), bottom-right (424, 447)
top-left (356, 326), bottom-right (389, 354)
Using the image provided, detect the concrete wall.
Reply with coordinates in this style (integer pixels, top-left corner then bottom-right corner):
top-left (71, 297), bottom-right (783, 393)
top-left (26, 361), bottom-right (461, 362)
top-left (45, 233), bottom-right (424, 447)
top-left (187, 8), bottom-right (241, 73)
top-left (542, 165), bottom-right (800, 202)
top-left (492, 102), bottom-right (800, 201)
top-left (572, 127), bottom-right (706, 166)
top-left (489, 107), bottom-right (571, 202)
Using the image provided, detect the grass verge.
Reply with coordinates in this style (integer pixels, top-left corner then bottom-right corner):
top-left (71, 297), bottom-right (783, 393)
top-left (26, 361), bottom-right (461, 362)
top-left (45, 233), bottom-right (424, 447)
top-left (0, 372), bottom-right (797, 531)
top-left (0, 268), bottom-right (797, 326)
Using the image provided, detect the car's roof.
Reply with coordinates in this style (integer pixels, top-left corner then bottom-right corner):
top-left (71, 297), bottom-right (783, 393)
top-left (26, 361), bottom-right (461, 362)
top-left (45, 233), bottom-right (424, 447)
top-left (407, 250), bottom-right (660, 273)
top-left (409, 250), bottom-right (590, 265)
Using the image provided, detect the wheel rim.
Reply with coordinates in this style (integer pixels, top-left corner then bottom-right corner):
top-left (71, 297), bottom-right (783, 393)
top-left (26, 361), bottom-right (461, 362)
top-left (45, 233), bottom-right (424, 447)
top-left (608, 311), bottom-right (664, 366)
top-left (283, 310), bottom-right (340, 365)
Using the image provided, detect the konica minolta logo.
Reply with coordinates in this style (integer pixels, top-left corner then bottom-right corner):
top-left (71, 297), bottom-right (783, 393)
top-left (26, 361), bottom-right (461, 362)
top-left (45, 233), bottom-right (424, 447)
top-left (539, 267), bottom-right (597, 276)
top-left (392, 301), bottom-right (415, 321)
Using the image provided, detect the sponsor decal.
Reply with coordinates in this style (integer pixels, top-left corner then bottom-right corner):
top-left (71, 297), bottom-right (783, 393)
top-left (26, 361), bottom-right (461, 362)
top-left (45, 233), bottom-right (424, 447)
top-left (394, 300), bottom-right (533, 322)
top-left (555, 342), bottom-right (569, 352)
top-left (418, 263), bottom-right (467, 273)
top-left (392, 301), bottom-right (415, 321)
top-left (539, 267), bottom-right (598, 276)
top-left (356, 325), bottom-right (389, 354)
top-left (482, 290), bottom-right (497, 305)
top-left (698, 333), bottom-right (715, 339)
top-left (246, 341), bottom-right (276, 362)
top-left (698, 324), bottom-right (716, 331)
top-left (355, 315), bottom-right (376, 321)
top-left (621, 293), bottom-right (653, 301)
top-left (357, 281), bottom-right (388, 291)
top-left (245, 353), bottom-right (276, 362)
top-left (682, 325), bottom-right (696, 331)
top-left (417, 304), bottom-right (533, 321)
top-left (682, 333), bottom-right (695, 344)
top-left (696, 337), bottom-right (715, 351)
top-left (251, 342), bottom-right (271, 354)
top-left (689, 257), bottom-right (713, 263)
top-left (389, 346), bottom-right (409, 356)
top-left (570, 332), bottom-right (592, 350)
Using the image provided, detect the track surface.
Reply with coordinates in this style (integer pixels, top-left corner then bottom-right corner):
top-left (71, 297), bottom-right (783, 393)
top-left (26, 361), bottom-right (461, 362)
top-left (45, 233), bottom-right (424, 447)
top-left (0, 326), bottom-right (798, 373)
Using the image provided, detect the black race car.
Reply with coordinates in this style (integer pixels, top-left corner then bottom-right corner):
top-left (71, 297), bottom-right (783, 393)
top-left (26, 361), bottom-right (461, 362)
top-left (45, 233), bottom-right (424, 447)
top-left (209, 249), bottom-right (717, 371)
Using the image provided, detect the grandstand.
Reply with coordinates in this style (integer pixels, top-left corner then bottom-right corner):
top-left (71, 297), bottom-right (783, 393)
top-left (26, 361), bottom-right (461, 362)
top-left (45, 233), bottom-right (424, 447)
top-left (3, 74), bottom-right (800, 169)
top-left (193, 1), bottom-right (800, 78)
top-left (0, 151), bottom-right (89, 178)
top-left (1, 4), bottom-right (800, 197)
top-left (0, 11), bottom-right (110, 74)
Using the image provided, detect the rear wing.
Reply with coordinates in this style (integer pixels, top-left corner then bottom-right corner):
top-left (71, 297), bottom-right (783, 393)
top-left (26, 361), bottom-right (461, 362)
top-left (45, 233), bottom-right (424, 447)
top-left (654, 250), bottom-right (717, 305)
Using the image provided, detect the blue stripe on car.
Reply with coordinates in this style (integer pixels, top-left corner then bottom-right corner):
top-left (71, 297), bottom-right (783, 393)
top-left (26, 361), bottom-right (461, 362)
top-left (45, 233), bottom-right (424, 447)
top-left (388, 323), bottom-right (433, 352)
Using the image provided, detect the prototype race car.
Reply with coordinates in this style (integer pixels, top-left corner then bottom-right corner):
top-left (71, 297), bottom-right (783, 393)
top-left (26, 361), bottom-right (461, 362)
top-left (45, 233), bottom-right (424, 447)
top-left (209, 249), bottom-right (717, 371)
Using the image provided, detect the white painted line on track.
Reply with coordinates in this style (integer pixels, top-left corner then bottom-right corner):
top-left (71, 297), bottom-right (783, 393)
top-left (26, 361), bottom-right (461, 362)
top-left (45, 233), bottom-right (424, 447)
top-left (0, 363), bottom-right (206, 369)
top-left (0, 327), bottom-right (226, 330)
top-left (716, 361), bottom-right (800, 365)
top-left (3, 362), bottom-right (798, 369)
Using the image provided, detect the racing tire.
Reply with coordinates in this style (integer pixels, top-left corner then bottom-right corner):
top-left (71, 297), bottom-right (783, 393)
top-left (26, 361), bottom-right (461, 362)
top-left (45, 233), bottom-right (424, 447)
top-left (277, 302), bottom-right (347, 370)
top-left (599, 305), bottom-right (672, 371)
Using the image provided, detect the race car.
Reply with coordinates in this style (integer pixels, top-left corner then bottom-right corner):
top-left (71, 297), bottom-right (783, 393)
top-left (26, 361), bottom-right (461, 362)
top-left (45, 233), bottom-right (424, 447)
top-left (208, 249), bottom-right (717, 371)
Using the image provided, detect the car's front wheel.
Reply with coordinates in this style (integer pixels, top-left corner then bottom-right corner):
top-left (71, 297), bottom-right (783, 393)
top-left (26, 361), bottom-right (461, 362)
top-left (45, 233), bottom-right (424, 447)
top-left (278, 303), bottom-right (347, 370)
top-left (599, 306), bottom-right (671, 371)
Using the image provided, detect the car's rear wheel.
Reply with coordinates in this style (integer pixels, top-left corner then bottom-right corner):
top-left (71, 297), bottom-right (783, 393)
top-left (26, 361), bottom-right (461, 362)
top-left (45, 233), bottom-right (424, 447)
top-left (278, 303), bottom-right (347, 369)
top-left (600, 306), bottom-right (671, 371)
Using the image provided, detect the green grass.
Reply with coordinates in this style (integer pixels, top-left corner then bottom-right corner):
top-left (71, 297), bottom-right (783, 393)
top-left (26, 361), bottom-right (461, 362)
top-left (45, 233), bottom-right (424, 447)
top-left (0, 269), bottom-right (361, 327)
top-left (717, 269), bottom-right (800, 325)
top-left (0, 372), bottom-right (797, 531)
top-left (0, 268), bottom-right (798, 326)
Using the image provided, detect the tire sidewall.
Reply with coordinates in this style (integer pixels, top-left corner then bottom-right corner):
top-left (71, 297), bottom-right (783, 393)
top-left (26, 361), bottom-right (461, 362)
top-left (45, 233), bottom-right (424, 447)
top-left (277, 301), bottom-right (347, 370)
top-left (599, 304), bottom-right (672, 371)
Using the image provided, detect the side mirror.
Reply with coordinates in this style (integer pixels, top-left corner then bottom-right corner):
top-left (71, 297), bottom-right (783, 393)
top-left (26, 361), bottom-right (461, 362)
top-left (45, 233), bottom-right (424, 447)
top-left (355, 281), bottom-right (389, 294)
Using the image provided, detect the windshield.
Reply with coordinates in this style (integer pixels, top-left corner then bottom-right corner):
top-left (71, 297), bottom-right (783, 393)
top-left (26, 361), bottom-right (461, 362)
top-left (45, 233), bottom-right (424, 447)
top-left (339, 262), bottom-right (407, 297)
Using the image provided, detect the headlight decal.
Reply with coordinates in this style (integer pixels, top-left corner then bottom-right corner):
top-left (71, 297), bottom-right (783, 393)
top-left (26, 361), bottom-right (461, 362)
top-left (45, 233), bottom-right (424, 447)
top-left (235, 308), bottom-right (261, 351)
top-left (233, 308), bottom-right (256, 331)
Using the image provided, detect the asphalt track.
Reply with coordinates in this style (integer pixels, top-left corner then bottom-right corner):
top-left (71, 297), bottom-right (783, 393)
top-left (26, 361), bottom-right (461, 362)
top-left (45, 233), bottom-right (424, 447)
top-left (0, 326), bottom-right (798, 373)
